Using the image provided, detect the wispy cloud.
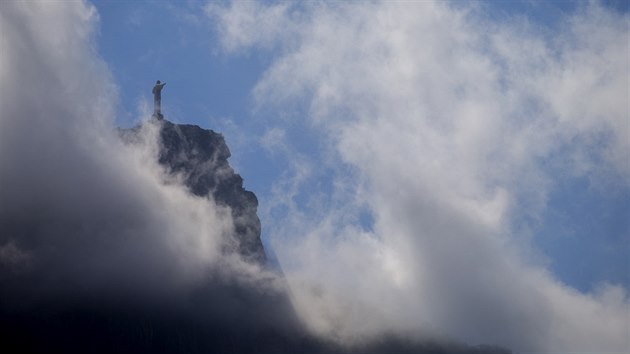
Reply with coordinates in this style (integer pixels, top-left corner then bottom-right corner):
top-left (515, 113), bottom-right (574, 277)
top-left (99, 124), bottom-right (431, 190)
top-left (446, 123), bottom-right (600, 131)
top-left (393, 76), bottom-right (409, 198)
top-left (208, 1), bottom-right (629, 352)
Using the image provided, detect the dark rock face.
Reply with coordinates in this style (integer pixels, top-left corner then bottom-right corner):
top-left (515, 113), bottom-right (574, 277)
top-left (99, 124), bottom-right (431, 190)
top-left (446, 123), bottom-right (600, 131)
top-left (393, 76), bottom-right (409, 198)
top-left (155, 120), bottom-right (265, 264)
top-left (122, 119), bottom-right (266, 264)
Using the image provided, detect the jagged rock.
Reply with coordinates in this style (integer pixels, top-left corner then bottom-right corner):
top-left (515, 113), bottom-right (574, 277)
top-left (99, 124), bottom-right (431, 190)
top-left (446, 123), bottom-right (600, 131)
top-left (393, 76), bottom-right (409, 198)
top-left (121, 119), bottom-right (266, 264)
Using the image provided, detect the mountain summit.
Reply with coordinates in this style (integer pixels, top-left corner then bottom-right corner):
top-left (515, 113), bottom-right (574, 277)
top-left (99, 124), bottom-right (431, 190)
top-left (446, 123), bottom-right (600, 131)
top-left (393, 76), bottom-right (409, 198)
top-left (154, 120), bottom-right (264, 264)
top-left (122, 119), bottom-right (266, 264)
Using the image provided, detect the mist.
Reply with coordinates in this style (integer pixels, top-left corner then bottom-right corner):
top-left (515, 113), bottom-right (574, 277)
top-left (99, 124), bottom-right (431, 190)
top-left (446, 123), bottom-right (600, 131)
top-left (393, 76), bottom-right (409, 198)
top-left (0, 1), bottom-right (627, 353)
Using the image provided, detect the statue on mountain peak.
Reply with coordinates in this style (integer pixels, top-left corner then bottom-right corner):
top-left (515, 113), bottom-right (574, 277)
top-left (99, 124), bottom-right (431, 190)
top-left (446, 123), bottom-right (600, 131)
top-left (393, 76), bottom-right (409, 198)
top-left (152, 80), bottom-right (166, 119)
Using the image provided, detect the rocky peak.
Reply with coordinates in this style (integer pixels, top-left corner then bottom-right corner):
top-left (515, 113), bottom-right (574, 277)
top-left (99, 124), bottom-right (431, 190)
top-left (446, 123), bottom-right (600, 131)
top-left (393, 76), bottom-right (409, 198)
top-left (121, 119), bottom-right (265, 264)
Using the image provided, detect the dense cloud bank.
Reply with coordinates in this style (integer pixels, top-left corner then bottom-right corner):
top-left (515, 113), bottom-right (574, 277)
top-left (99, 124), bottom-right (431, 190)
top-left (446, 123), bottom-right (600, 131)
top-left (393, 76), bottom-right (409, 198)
top-left (0, 0), bottom-right (293, 346)
top-left (0, 1), bottom-right (241, 305)
top-left (0, 4), bottom-right (320, 354)
top-left (209, 1), bottom-right (629, 353)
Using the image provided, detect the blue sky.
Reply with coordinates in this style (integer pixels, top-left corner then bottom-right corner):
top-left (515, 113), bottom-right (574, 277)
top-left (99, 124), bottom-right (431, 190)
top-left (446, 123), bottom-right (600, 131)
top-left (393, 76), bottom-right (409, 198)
top-left (93, 0), bottom-right (628, 294)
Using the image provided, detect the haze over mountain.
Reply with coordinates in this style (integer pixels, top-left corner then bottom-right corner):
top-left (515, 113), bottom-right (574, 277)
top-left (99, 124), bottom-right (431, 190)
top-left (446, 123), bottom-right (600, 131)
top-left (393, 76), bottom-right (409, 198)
top-left (1, 113), bottom-right (510, 353)
top-left (1, 1), bottom-right (628, 353)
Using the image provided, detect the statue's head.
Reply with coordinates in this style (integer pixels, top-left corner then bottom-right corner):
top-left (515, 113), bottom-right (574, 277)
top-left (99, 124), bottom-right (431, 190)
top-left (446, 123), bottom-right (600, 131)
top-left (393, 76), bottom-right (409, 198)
top-left (156, 80), bottom-right (161, 84)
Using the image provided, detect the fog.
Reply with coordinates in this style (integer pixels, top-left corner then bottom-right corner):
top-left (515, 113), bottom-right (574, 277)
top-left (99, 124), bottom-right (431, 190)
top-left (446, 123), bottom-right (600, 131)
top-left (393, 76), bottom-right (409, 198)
top-left (0, 1), bottom-right (627, 353)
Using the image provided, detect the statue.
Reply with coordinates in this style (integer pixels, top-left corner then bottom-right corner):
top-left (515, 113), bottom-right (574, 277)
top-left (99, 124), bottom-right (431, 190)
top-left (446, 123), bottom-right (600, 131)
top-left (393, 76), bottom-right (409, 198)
top-left (152, 80), bottom-right (166, 119)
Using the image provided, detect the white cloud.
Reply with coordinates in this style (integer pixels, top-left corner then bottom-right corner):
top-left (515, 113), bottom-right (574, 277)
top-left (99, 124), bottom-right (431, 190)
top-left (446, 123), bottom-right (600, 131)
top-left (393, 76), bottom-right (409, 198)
top-left (0, 0), bottom-right (274, 306)
top-left (205, 1), bottom-right (296, 54)
top-left (209, 1), bottom-right (629, 352)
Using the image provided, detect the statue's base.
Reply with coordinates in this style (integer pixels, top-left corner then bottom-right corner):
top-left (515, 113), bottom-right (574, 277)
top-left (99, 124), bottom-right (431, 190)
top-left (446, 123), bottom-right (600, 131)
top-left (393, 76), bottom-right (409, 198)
top-left (152, 113), bottom-right (164, 120)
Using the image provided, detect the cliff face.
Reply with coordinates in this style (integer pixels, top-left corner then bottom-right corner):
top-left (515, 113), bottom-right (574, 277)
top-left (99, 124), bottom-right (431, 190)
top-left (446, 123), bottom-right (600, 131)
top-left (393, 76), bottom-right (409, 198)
top-left (156, 120), bottom-right (265, 264)
top-left (122, 119), bottom-right (266, 264)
